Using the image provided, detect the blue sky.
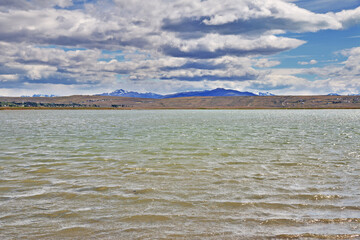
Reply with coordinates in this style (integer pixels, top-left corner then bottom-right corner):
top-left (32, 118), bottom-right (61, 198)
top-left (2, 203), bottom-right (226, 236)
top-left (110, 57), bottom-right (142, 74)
top-left (0, 0), bottom-right (359, 96)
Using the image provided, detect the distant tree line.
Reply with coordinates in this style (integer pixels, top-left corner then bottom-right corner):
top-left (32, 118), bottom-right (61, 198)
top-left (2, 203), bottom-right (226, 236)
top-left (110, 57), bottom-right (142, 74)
top-left (111, 104), bottom-right (129, 108)
top-left (0, 101), bottom-right (97, 108)
top-left (0, 101), bottom-right (130, 108)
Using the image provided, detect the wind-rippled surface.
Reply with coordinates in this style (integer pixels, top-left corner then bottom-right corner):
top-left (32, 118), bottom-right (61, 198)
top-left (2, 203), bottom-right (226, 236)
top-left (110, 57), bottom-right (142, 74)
top-left (1, 110), bottom-right (360, 239)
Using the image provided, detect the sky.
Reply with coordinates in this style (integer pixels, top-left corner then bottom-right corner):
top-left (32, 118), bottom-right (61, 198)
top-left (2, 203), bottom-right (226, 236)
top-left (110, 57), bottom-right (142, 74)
top-left (0, 0), bottom-right (359, 96)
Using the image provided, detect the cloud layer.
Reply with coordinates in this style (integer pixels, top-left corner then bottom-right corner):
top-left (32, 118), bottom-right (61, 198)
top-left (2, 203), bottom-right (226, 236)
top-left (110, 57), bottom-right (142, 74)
top-left (0, 0), bottom-right (360, 95)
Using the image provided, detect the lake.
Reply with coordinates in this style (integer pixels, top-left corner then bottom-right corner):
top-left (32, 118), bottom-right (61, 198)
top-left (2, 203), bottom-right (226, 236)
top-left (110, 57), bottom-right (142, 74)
top-left (1, 110), bottom-right (360, 239)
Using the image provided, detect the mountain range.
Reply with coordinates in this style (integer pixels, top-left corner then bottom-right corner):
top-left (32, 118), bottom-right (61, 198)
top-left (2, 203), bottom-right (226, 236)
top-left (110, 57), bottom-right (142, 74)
top-left (98, 88), bottom-right (266, 98)
top-left (98, 89), bottom-right (163, 98)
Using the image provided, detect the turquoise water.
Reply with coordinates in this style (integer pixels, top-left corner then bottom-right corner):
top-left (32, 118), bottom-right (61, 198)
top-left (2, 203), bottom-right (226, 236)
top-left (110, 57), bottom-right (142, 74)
top-left (0, 110), bottom-right (360, 239)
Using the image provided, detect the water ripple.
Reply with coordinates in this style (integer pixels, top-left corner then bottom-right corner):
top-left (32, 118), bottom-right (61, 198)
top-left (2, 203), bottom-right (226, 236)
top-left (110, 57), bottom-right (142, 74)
top-left (1, 110), bottom-right (360, 239)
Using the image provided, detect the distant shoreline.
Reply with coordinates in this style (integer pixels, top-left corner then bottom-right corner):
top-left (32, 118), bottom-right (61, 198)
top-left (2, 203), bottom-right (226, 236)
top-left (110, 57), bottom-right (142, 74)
top-left (3, 107), bottom-right (360, 110)
top-left (1, 95), bottom-right (360, 110)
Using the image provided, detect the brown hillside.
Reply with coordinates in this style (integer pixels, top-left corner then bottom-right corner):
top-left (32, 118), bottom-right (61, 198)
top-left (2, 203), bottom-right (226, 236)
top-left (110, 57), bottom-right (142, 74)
top-left (1, 95), bottom-right (360, 109)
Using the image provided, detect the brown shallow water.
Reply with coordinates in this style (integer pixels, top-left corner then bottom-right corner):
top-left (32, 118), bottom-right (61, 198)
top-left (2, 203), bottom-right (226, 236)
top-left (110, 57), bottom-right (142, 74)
top-left (0, 110), bottom-right (360, 239)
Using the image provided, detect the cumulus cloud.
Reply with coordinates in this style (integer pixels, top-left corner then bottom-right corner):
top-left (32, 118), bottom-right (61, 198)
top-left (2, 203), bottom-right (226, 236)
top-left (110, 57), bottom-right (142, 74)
top-left (161, 0), bottom-right (342, 36)
top-left (0, 0), bottom-right (73, 10)
top-left (161, 34), bottom-right (305, 59)
top-left (252, 47), bottom-right (360, 95)
top-left (0, 9), bottom-right (137, 49)
top-left (288, 0), bottom-right (360, 13)
top-left (0, 0), bottom-right (355, 52)
top-left (0, 0), bottom-right (360, 95)
top-left (334, 6), bottom-right (360, 28)
top-left (254, 58), bottom-right (281, 68)
top-left (298, 59), bottom-right (318, 65)
top-left (0, 42), bottom-right (108, 87)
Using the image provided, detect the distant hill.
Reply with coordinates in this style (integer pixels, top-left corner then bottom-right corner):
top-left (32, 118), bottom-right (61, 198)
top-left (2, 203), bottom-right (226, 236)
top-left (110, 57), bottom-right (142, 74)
top-left (98, 89), bottom-right (163, 99)
top-left (258, 92), bottom-right (275, 96)
top-left (98, 88), bottom-right (257, 99)
top-left (20, 94), bottom-right (57, 97)
top-left (163, 88), bottom-right (256, 98)
top-left (32, 94), bottom-right (57, 97)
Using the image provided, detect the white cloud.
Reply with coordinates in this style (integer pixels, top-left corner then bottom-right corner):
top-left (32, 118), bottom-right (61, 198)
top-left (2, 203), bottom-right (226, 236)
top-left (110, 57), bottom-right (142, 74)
top-left (0, 0), bottom-right (360, 96)
top-left (0, 0), bottom-right (73, 10)
top-left (334, 6), bottom-right (360, 28)
top-left (253, 46), bottom-right (360, 95)
top-left (298, 59), bottom-right (318, 65)
top-left (254, 59), bottom-right (281, 68)
top-left (0, 0), bottom-right (355, 51)
top-left (288, 0), bottom-right (359, 13)
top-left (0, 74), bottom-right (19, 82)
top-left (162, 34), bottom-right (305, 58)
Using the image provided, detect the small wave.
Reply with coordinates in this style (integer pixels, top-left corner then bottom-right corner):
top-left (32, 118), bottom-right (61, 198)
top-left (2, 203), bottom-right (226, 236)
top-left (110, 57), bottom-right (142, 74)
top-left (296, 194), bottom-right (343, 201)
top-left (274, 233), bottom-right (360, 239)
top-left (220, 152), bottom-right (232, 157)
top-left (148, 170), bottom-right (175, 176)
top-left (22, 191), bottom-right (78, 200)
top-left (167, 200), bottom-right (195, 207)
top-left (55, 226), bottom-right (93, 237)
top-left (257, 193), bottom-right (345, 201)
top-left (94, 186), bottom-right (109, 192)
top-left (122, 167), bottom-right (152, 173)
top-left (131, 188), bottom-right (156, 194)
top-left (120, 214), bottom-right (171, 222)
top-left (307, 218), bottom-right (360, 224)
top-left (139, 150), bottom-right (158, 155)
top-left (35, 210), bottom-right (79, 219)
top-left (211, 201), bottom-right (360, 211)
top-left (273, 162), bottom-right (303, 166)
top-left (189, 152), bottom-right (212, 156)
top-left (213, 179), bottom-right (240, 185)
top-left (166, 231), bottom-right (236, 239)
top-left (0, 213), bottom-right (20, 220)
top-left (245, 193), bottom-right (345, 203)
top-left (224, 161), bottom-right (252, 165)
top-left (0, 187), bottom-right (12, 192)
top-left (77, 186), bottom-right (110, 192)
top-left (28, 167), bottom-right (55, 174)
top-left (19, 179), bottom-right (52, 185)
top-left (0, 196), bottom-right (12, 201)
top-left (212, 201), bottom-right (252, 209)
top-left (7, 189), bottom-right (47, 199)
top-left (260, 218), bottom-right (360, 226)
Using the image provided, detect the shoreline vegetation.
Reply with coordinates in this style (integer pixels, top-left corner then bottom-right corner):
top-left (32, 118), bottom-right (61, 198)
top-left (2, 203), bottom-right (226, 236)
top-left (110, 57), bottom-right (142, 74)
top-left (2, 95), bottom-right (360, 110)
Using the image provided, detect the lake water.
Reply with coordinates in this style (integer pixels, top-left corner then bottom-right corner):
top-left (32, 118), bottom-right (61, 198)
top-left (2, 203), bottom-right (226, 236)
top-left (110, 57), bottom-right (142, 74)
top-left (1, 110), bottom-right (360, 239)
